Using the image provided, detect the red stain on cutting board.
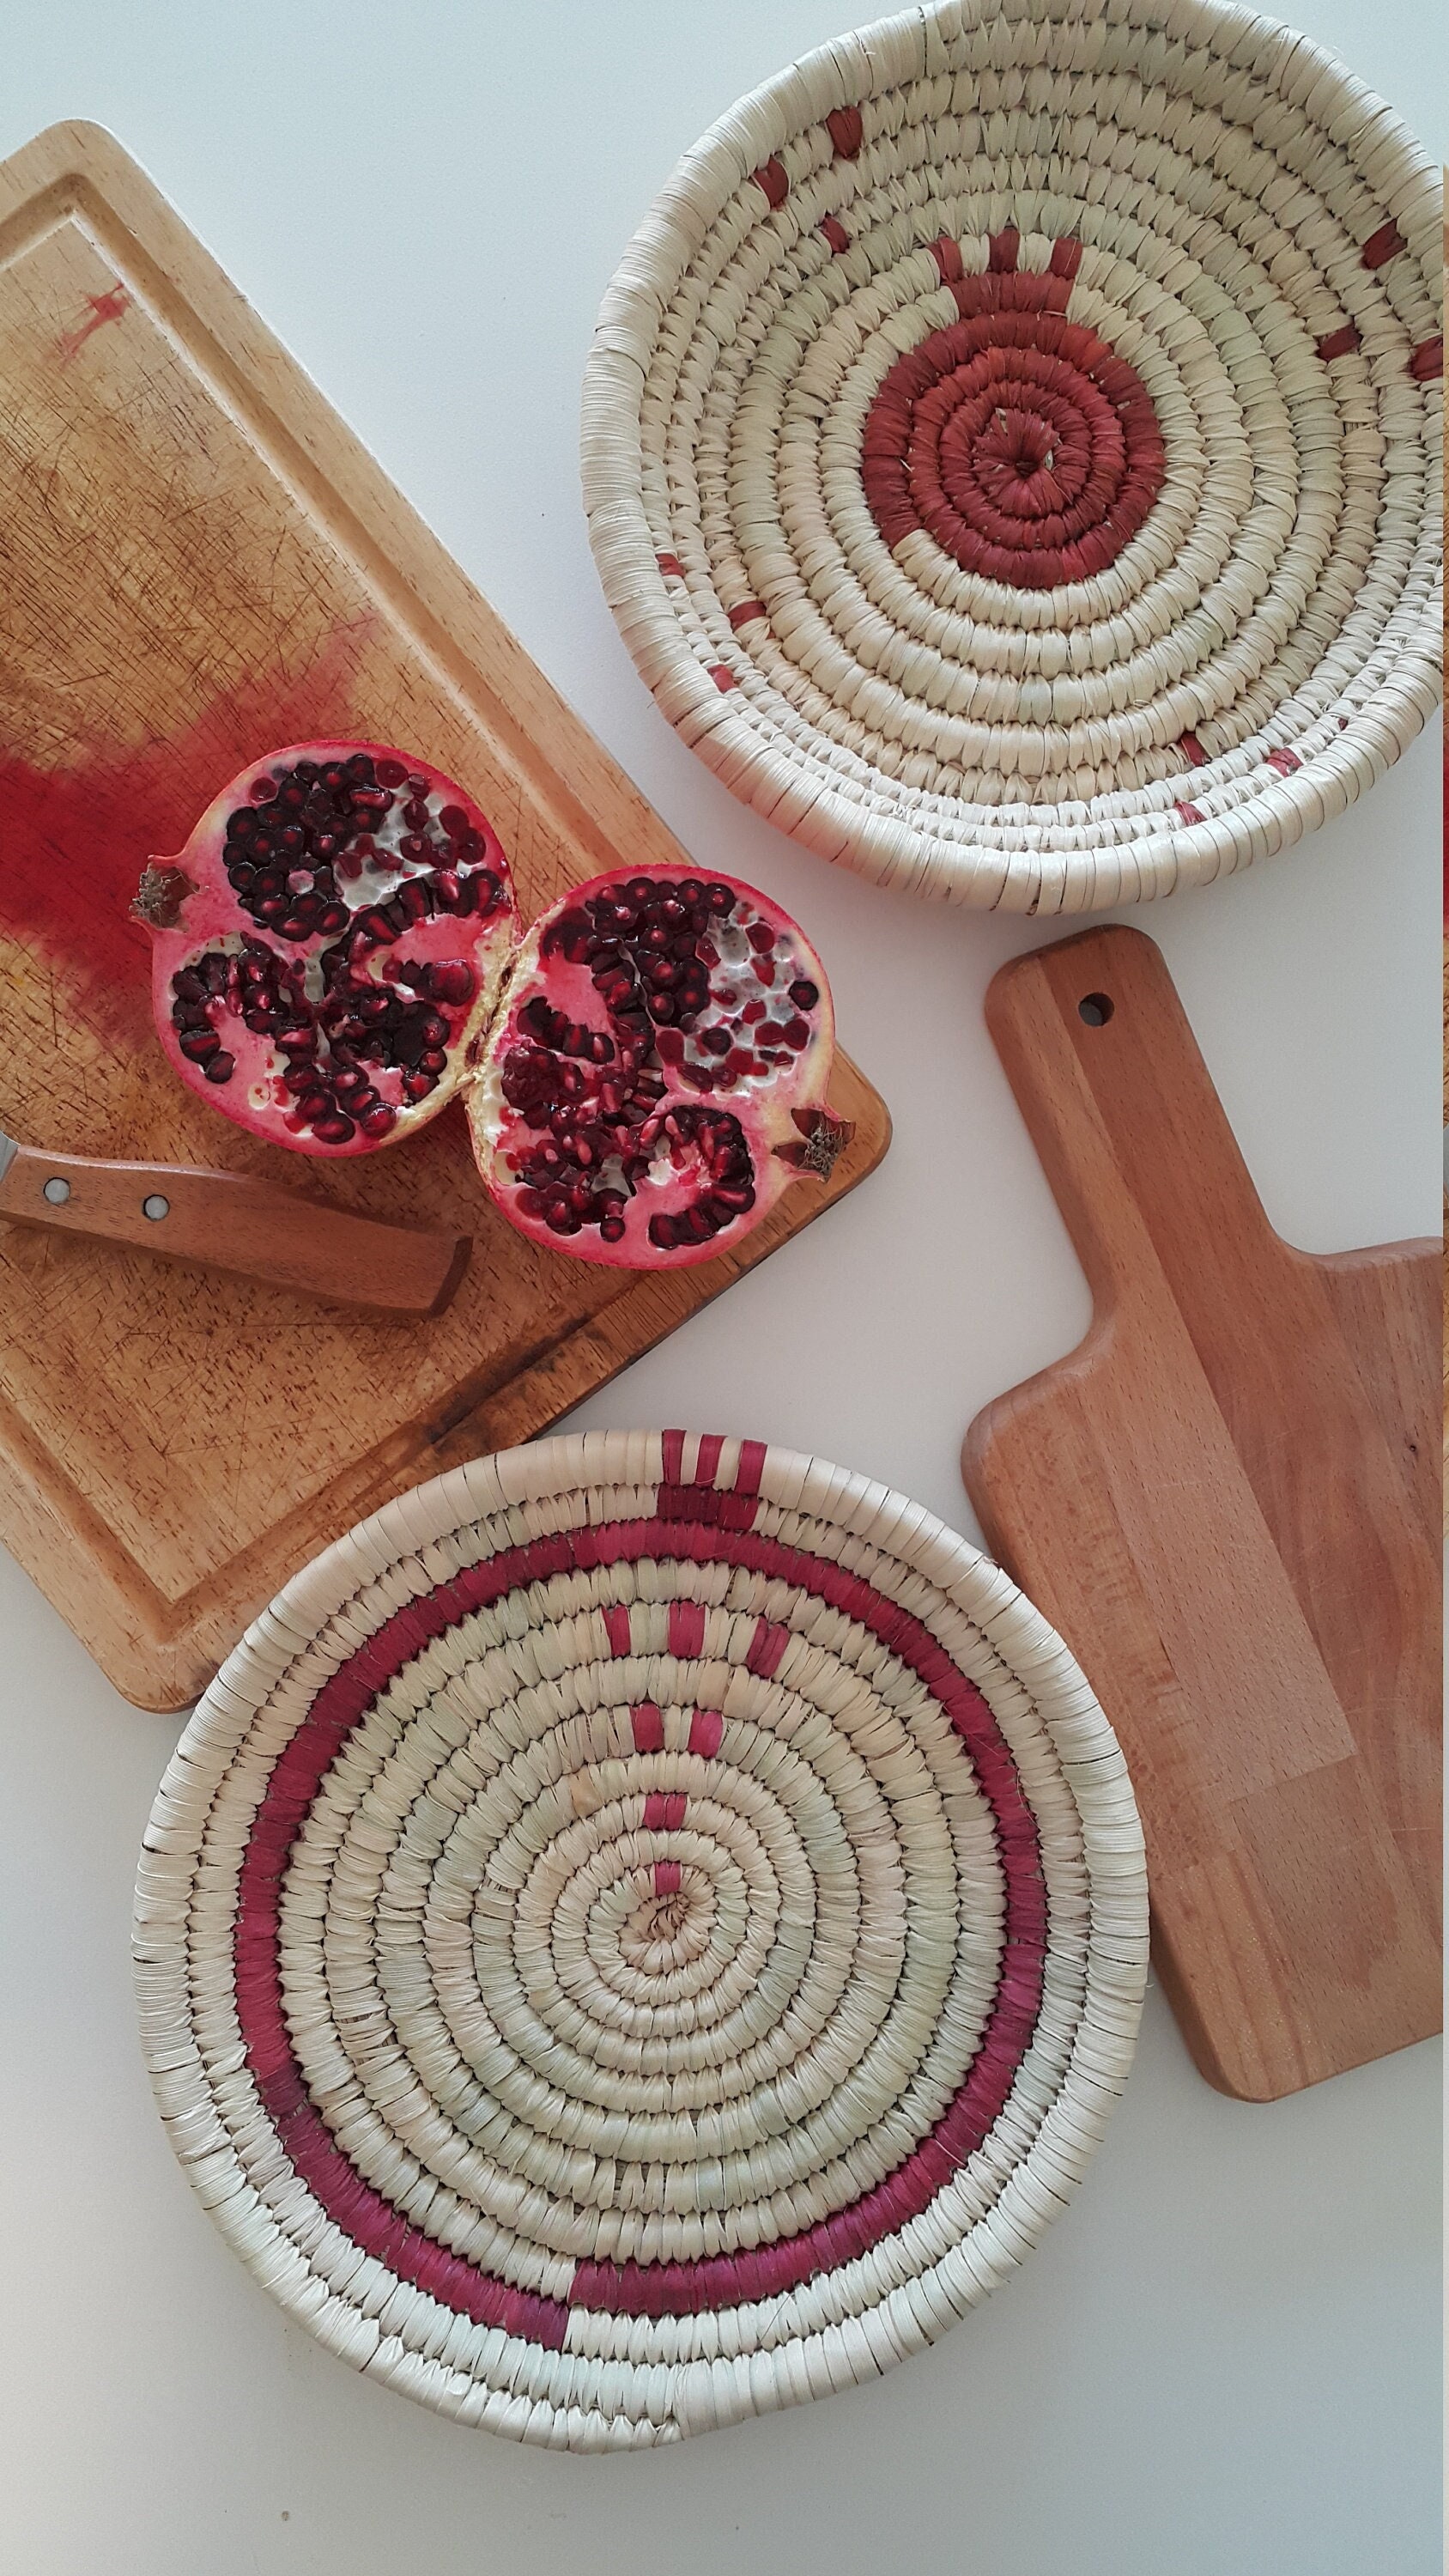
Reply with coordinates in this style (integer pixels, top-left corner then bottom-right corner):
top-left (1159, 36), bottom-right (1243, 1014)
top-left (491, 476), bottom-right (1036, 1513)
top-left (0, 638), bottom-right (371, 1054)
top-left (57, 283), bottom-right (132, 365)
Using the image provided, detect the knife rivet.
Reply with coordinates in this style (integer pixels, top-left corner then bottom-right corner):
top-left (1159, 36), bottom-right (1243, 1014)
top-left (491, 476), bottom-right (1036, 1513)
top-left (142, 1194), bottom-right (171, 1222)
top-left (42, 1176), bottom-right (71, 1205)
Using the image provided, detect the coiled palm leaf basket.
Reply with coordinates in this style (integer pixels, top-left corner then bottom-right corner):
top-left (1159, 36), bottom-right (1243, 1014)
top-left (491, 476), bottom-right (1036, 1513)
top-left (583, 0), bottom-right (1443, 908)
top-left (136, 1431), bottom-right (1148, 2448)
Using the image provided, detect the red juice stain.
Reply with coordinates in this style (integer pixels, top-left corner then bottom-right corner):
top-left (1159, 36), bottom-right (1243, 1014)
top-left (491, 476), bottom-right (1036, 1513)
top-left (0, 632), bottom-right (375, 1053)
top-left (57, 284), bottom-right (133, 366)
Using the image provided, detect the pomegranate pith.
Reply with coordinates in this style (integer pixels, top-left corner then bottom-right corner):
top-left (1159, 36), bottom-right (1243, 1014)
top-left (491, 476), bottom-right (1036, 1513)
top-left (136, 740), bottom-right (518, 1157)
top-left (138, 749), bottom-right (846, 1269)
top-left (464, 864), bottom-right (845, 1267)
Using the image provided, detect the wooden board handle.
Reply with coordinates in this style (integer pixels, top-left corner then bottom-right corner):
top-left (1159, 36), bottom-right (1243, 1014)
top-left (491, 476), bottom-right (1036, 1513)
top-left (0, 1144), bottom-right (470, 1315)
top-left (984, 924), bottom-right (1282, 1310)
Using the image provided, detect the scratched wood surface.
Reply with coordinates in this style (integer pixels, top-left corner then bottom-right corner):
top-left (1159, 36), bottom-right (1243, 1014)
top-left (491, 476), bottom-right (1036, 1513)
top-left (0, 122), bottom-right (890, 1712)
top-left (964, 927), bottom-right (1440, 2100)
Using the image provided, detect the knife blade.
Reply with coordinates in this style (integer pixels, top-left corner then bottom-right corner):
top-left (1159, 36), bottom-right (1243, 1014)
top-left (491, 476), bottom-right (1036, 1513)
top-left (0, 1129), bottom-right (471, 1315)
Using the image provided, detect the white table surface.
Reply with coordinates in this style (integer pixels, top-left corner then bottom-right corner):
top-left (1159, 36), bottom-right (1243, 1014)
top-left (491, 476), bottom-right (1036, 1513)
top-left (1, 3), bottom-right (1441, 2570)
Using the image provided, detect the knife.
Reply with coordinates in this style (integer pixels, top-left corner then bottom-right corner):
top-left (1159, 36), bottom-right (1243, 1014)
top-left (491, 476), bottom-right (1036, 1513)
top-left (0, 1129), bottom-right (471, 1315)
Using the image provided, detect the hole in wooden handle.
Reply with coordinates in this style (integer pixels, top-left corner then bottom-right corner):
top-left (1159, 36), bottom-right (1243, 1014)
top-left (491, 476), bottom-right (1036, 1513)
top-left (42, 1176), bottom-right (71, 1205)
top-left (1078, 992), bottom-right (1114, 1026)
top-left (142, 1194), bottom-right (171, 1222)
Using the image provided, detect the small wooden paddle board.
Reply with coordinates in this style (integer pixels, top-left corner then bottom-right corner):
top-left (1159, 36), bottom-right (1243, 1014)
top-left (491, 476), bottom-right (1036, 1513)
top-left (964, 924), bottom-right (1440, 2100)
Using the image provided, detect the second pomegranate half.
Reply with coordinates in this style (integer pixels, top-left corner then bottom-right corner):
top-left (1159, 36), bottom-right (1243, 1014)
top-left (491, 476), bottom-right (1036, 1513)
top-left (136, 741), bottom-right (849, 1270)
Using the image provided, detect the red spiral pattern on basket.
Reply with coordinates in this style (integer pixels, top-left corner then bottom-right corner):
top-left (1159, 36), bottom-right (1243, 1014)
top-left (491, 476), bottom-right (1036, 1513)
top-left (138, 1425), bottom-right (1148, 2444)
top-left (861, 256), bottom-right (1167, 589)
top-left (230, 1433), bottom-right (1046, 2336)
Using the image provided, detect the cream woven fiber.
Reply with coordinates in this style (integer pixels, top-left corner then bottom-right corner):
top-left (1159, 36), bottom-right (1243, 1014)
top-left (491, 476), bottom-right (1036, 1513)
top-left (582, 0), bottom-right (1443, 908)
top-left (135, 1431), bottom-right (1148, 2450)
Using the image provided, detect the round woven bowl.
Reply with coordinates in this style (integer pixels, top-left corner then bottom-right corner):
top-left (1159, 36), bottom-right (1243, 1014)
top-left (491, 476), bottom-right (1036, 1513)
top-left (135, 1431), bottom-right (1147, 2449)
top-left (582, 0), bottom-right (1443, 909)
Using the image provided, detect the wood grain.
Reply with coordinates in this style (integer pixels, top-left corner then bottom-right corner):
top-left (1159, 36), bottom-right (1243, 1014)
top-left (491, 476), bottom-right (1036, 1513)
top-left (963, 925), bottom-right (1440, 2101)
top-left (0, 121), bottom-right (889, 1711)
top-left (0, 1142), bottom-right (471, 1314)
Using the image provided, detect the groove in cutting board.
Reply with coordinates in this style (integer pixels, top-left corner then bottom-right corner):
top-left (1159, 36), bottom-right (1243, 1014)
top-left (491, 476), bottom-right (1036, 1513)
top-left (0, 122), bottom-right (889, 1711)
top-left (963, 926), bottom-right (1440, 2101)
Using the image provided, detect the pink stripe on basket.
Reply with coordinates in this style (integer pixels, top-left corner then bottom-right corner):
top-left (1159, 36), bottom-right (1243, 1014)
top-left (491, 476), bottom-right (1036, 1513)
top-left (1316, 323), bottom-right (1361, 361)
top-left (669, 1599), bottom-right (706, 1658)
top-left (734, 1439), bottom-right (767, 1495)
top-left (1264, 747), bottom-right (1300, 776)
top-left (826, 106), bottom-right (863, 159)
top-left (1178, 732), bottom-right (1208, 765)
top-left (930, 234), bottom-right (963, 286)
top-left (661, 1428), bottom-right (686, 1482)
top-left (820, 215), bottom-right (851, 256)
top-left (232, 1511), bottom-right (1045, 2333)
top-left (603, 1602), bottom-right (633, 1657)
top-left (644, 1792), bottom-right (688, 1830)
top-left (746, 1617), bottom-right (790, 1679)
top-left (708, 665), bottom-right (737, 693)
top-left (1409, 337), bottom-right (1443, 380)
top-left (1174, 800), bottom-right (1205, 825)
top-left (631, 1703), bottom-right (665, 1753)
top-left (653, 1861), bottom-right (682, 1897)
top-left (988, 227), bottom-right (1019, 273)
top-left (656, 552), bottom-right (684, 579)
top-left (1361, 219), bottom-right (1406, 267)
top-left (1049, 234), bottom-right (1082, 280)
top-left (694, 1432), bottom-right (725, 1486)
top-left (688, 1707), bottom-right (724, 1758)
top-left (728, 599), bottom-right (767, 629)
top-left (752, 157), bottom-right (789, 210)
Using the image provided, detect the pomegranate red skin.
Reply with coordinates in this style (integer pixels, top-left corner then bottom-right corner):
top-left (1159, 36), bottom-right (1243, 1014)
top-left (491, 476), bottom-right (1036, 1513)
top-left (137, 739), bottom-right (518, 1158)
top-left (464, 862), bottom-right (840, 1268)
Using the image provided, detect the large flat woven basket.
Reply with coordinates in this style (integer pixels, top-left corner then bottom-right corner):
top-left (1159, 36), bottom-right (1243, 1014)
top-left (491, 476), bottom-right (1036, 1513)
top-left (583, 0), bottom-right (1443, 909)
top-left (136, 1431), bottom-right (1148, 2449)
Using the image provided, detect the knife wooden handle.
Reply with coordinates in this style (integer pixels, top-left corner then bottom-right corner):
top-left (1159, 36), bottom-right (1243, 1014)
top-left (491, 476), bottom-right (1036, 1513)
top-left (0, 1143), bottom-right (471, 1315)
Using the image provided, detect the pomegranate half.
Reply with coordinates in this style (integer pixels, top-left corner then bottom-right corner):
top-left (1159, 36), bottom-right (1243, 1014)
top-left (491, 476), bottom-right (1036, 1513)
top-left (136, 744), bottom-right (848, 1268)
top-left (135, 740), bottom-right (518, 1154)
top-left (464, 864), bottom-right (842, 1264)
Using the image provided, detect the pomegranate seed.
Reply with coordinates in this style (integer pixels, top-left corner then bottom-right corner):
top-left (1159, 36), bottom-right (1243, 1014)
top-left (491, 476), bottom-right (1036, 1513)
top-left (424, 963), bottom-right (476, 1010)
top-left (360, 1106), bottom-right (397, 1139)
top-left (753, 958), bottom-right (776, 985)
top-left (375, 757), bottom-right (408, 787)
top-left (312, 1112), bottom-right (355, 1143)
top-left (789, 979), bottom-right (818, 1009)
top-left (742, 1000), bottom-right (767, 1024)
top-left (746, 921), bottom-right (774, 953)
top-left (203, 1051), bottom-right (235, 1083)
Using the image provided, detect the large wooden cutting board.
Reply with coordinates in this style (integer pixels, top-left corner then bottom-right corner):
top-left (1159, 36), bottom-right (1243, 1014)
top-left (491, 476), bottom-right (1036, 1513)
top-left (963, 926), bottom-right (1440, 2101)
top-left (0, 122), bottom-right (888, 1712)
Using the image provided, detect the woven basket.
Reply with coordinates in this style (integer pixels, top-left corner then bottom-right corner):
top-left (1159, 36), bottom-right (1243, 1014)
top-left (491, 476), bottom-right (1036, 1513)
top-left (583, 0), bottom-right (1443, 909)
top-left (135, 1431), bottom-right (1147, 2449)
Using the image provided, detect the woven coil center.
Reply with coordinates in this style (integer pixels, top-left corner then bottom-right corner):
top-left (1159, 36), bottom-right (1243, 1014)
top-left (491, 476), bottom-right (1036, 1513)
top-left (861, 275), bottom-right (1167, 589)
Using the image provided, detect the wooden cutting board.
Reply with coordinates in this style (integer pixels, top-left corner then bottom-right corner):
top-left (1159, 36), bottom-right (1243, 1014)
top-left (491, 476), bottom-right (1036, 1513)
top-left (963, 926), bottom-right (1440, 2101)
top-left (0, 121), bottom-right (888, 1713)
